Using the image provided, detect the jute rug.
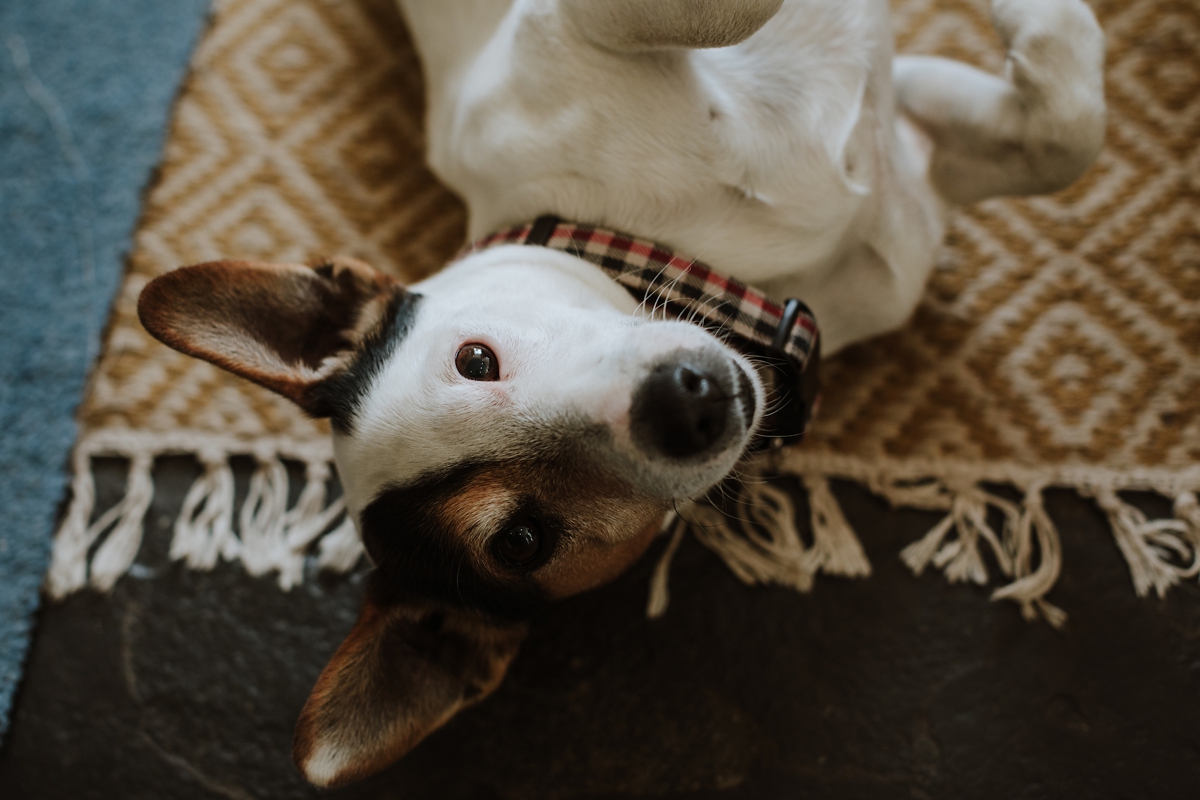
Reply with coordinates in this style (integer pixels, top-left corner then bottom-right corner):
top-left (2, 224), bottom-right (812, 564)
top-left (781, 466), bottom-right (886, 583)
top-left (49, 0), bottom-right (1200, 628)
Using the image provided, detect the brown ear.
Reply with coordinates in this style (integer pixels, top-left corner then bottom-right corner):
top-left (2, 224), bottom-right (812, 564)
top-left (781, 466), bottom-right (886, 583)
top-left (137, 257), bottom-right (403, 415)
top-left (292, 594), bottom-right (527, 788)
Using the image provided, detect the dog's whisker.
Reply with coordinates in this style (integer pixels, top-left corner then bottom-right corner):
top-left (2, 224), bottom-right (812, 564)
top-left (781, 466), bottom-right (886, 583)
top-left (648, 274), bottom-right (682, 321)
top-left (634, 260), bottom-right (679, 319)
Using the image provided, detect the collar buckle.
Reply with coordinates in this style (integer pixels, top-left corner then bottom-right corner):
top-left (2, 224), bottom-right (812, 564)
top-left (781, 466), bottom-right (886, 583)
top-left (757, 298), bottom-right (820, 449)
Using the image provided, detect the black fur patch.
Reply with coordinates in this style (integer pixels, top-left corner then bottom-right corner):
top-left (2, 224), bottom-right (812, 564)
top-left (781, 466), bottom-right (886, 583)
top-left (308, 289), bottom-right (422, 433)
top-left (360, 462), bottom-right (555, 621)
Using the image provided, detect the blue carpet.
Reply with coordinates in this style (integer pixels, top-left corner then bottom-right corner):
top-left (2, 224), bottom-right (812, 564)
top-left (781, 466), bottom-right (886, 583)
top-left (0, 0), bottom-right (210, 738)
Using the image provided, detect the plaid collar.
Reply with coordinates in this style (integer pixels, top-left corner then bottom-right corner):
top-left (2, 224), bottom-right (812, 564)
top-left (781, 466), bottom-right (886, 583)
top-left (459, 215), bottom-right (821, 444)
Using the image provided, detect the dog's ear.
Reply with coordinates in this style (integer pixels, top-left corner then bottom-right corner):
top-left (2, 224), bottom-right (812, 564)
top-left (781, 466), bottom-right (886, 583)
top-left (292, 594), bottom-right (528, 788)
top-left (137, 257), bottom-right (404, 415)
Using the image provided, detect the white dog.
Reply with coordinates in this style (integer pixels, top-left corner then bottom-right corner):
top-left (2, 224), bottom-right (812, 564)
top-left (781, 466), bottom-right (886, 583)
top-left (138, 0), bottom-right (1104, 786)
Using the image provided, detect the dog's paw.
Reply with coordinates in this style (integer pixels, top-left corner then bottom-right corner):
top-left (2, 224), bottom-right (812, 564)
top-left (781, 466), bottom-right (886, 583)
top-left (990, 0), bottom-right (1104, 61)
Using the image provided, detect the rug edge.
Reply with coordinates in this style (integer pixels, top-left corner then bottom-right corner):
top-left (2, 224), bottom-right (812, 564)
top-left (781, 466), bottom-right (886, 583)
top-left (47, 427), bottom-right (1200, 630)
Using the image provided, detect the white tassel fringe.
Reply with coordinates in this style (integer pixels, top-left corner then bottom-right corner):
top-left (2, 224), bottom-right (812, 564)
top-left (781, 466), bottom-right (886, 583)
top-left (171, 450), bottom-right (237, 570)
top-left (316, 516), bottom-right (366, 574)
top-left (647, 452), bottom-right (1200, 626)
top-left (1089, 488), bottom-right (1198, 599)
top-left (804, 474), bottom-right (872, 579)
top-left (88, 452), bottom-right (155, 591)
top-left (47, 432), bottom-right (361, 599)
top-left (647, 473), bottom-right (871, 617)
top-left (49, 433), bottom-right (1200, 624)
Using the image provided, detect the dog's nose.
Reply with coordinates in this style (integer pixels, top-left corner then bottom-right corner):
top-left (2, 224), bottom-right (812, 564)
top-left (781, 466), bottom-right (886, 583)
top-left (632, 355), bottom-right (732, 458)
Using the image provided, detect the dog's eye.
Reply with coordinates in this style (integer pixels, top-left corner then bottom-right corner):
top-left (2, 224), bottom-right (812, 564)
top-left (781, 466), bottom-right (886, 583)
top-left (455, 343), bottom-right (499, 381)
top-left (495, 524), bottom-right (540, 567)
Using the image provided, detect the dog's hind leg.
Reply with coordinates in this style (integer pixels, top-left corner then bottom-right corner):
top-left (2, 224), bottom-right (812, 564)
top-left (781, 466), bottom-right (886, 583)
top-left (893, 0), bottom-right (1105, 205)
top-left (560, 0), bottom-right (784, 51)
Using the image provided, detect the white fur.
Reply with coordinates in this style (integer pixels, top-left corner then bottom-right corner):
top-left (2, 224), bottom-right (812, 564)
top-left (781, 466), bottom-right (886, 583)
top-left (395, 0), bottom-right (1104, 352)
top-left (301, 744), bottom-right (350, 789)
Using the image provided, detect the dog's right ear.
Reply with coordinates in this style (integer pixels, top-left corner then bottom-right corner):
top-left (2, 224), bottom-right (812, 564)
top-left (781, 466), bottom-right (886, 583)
top-left (138, 257), bottom-right (407, 416)
top-left (293, 594), bottom-right (528, 788)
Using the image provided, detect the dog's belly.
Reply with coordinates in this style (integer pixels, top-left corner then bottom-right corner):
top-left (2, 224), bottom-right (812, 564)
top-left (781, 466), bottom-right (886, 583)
top-left (411, 0), bottom-right (942, 349)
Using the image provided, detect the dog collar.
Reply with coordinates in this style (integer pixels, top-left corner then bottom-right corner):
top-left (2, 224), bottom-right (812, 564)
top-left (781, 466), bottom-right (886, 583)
top-left (460, 215), bottom-right (821, 445)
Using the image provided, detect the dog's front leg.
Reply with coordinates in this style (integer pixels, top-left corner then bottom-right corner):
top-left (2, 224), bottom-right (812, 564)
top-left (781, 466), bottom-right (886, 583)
top-left (560, 0), bottom-right (783, 51)
top-left (893, 0), bottom-right (1106, 205)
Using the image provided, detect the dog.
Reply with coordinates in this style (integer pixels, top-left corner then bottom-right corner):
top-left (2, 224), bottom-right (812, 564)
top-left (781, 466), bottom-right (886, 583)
top-left (137, 0), bottom-right (1105, 786)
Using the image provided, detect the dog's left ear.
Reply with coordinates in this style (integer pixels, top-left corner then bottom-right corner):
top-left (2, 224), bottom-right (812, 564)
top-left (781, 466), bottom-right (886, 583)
top-left (137, 257), bottom-right (405, 416)
top-left (293, 594), bottom-right (527, 787)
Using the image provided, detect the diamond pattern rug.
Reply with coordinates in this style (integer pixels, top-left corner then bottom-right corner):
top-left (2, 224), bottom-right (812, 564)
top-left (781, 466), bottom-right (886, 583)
top-left (49, 0), bottom-right (1200, 625)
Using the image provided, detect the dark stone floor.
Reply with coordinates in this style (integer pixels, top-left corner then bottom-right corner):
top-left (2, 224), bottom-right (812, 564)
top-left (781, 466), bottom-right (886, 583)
top-left (1, 456), bottom-right (1198, 799)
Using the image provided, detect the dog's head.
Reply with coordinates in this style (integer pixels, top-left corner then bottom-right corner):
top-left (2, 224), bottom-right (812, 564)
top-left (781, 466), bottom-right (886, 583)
top-left (138, 245), bottom-right (764, 786)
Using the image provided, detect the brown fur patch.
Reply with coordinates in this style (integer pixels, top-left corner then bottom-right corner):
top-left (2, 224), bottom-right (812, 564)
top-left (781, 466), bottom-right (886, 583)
top-left (462, 458), bottom-right (669, 599)
top-left (542, 516), bottom-right (665, 599)
top-left (138, 257), bottom-right (399, 412)
top-left (363, 453), bottom-right (668, 618)
top-left (294, 594), bottom-right (526, 787)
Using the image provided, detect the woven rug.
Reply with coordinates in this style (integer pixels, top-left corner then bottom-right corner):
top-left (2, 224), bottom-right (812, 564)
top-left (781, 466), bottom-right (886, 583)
top-left (48, 0), bottom-right (1200, 627)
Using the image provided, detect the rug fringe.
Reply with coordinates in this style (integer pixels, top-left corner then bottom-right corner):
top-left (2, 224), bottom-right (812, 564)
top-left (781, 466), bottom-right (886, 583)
top-left (646, 514), bottom-right (686, 619)
top-left (648, 453), bottom-right (1200, 627)
top-left (48, 451), bottom-right (157, 597)
top-left (648, 473), bottom-right (871, 614)
top-left (87, 452), bottom-right (155, 592)
top-left (316, 516), bottom-right (365, 574)
top-left (49, 433), bottom-right (1200, 620)
top-left (46, 432), bottom-right (362, 599)
top-left (281, 460), bottom-right (348, 590)
top-left (1088, 488), bottom-right (1199, 599)
top-left (804, 474), bottom-right (872, 579)
top-left (171, 450), bottom-right (238, 570)
top-left (990, 486), bottom-right (1066, 628)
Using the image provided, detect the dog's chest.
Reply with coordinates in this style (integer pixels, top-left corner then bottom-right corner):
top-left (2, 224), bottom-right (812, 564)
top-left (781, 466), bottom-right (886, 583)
top-left (422, 0), bottom-right (895, 284)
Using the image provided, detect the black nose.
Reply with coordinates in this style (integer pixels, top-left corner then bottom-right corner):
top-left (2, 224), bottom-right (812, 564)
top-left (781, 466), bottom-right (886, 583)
top-left (632, 356), bottom-right (732, 458)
